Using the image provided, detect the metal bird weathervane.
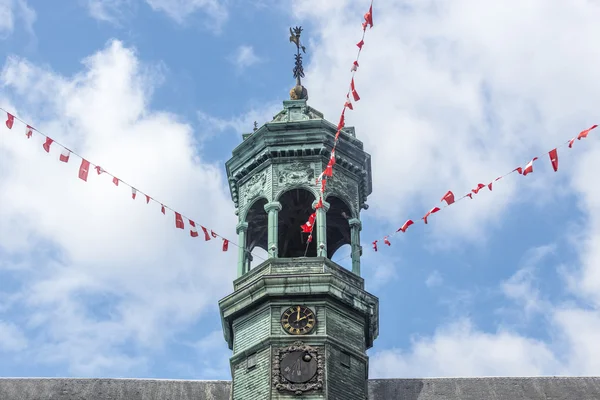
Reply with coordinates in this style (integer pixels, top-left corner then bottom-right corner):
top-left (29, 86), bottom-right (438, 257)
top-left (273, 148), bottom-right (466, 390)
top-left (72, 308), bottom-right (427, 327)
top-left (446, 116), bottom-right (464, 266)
top-left (289, 26), bottom-right (308, 100)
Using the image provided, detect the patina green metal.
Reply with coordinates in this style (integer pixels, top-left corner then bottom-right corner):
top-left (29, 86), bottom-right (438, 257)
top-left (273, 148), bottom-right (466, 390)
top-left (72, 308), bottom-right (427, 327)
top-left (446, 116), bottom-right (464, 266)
top-left (220, 52), bottom-right (376, 397)
top-left (225, 98), bottom-right (372, 276)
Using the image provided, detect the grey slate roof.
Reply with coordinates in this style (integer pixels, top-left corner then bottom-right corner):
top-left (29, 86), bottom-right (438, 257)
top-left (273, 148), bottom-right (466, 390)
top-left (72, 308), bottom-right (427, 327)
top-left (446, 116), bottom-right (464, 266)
top-left (1, 377), bottom-right (600, 399)
top-left (368, 377), bottom-right (600, 400)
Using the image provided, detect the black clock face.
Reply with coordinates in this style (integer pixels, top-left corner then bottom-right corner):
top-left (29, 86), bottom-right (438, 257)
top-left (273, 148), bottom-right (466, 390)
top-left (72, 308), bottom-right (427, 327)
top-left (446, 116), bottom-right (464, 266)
top-left (281, 305), bottom-right (317, 335)
top-left (280, 350), bottom-right (318, 383)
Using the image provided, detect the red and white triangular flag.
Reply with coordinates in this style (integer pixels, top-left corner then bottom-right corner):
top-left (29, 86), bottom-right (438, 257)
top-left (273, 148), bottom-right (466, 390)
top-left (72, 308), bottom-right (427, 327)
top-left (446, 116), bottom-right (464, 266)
top-left (78, 159), bottom-right (90, 182)
top-left (5, 112), bottom-right (14, 129)
top-left (175, 212), bottom-right (184, 229)
top-left (422, 207), bottom-right (440, 224)
top-left (189, 220), bottom-right (199, 237)
top-left (398, 219), bottom-right (414, 233)
top-left (59, 148), bottom-right (70, 163)
top-left (522, 157), bottom-right (538, 176)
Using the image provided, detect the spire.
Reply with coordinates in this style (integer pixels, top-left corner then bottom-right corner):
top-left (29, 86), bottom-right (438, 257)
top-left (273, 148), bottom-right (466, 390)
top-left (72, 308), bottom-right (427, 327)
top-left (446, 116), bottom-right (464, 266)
top-left (289, 26), bottom-right (308, 100)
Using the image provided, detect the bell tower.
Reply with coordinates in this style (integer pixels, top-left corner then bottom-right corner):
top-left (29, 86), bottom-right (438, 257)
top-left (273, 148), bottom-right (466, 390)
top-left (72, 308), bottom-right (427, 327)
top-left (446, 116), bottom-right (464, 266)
top-left (219, 27), bottom-right (378, 399)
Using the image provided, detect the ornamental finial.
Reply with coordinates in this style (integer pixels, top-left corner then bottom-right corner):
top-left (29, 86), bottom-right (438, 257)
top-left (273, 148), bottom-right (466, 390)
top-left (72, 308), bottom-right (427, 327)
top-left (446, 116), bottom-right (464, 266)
top-left (289, 26), bottom-right (308, 100)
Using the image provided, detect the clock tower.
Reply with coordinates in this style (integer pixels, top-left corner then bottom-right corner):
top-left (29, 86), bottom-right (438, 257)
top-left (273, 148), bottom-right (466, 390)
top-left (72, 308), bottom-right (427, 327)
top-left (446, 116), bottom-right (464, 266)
top-left (219, 28), bottom-right (378, 399)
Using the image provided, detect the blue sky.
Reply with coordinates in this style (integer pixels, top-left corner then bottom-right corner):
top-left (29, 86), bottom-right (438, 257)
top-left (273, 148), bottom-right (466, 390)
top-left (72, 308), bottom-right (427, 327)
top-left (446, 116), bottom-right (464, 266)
top-left (2, 0), bottom-right (600, 379)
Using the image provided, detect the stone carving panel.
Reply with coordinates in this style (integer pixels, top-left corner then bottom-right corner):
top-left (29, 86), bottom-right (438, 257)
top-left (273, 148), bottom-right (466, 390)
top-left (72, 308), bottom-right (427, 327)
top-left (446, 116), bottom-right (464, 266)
top-left (239, 167), bottom-right (271, 209)
top-left (273, 341), bottom-right (324, 395)
top-left (274, 162), bottom-right (315, 197)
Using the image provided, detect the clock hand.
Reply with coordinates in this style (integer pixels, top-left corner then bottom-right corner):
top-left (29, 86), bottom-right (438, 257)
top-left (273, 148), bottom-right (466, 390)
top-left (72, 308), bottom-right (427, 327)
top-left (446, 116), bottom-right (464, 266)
top-left (296, 306), bottom-right (301, 321)
top-left (296, 315), bottom-right (308, 321)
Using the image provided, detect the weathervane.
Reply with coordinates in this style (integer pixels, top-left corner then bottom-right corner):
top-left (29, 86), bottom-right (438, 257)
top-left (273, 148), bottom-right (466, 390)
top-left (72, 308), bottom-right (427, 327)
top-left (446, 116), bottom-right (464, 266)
top-left (289, 26), bottom-right (308, 100)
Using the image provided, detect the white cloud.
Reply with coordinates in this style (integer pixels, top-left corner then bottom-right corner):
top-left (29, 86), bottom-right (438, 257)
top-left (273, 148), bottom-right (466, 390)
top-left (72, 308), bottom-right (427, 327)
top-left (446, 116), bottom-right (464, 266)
top-left (425, 270), bottom-right (443, 288)
top-left (0, 0), bottom-right (35, 39)
top-left (285, 0), bottom-right (600, 378)
top-left (145, 0), bottom-right (228, 27)
top-left (0, 40), bottom-right (238, 375)
top-left (197, 101), bottom-right (281, 138)
top-left (86, 0), bottom-right (227, 27)
top-left (0, 0), bottom-right (15, 38)
top-left (86, 0), bottom-right (134, 25)
top-left (293, 0), bottom-right (600, 245)
top-left (229, 45), bottom-right (261, 71)
top-left (370, 318), bottom-right (563, 378)
top-left (0, 321), bottom-right (28, 352)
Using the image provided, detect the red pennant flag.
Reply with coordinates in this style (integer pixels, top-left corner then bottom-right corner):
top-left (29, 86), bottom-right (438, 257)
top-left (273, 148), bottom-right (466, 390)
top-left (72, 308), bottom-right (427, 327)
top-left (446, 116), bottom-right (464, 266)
top-left (549, 149), bottom-right (558, 172)
top-left (422, 207), bottom-right (440, 224)
top-left (364, 4), bottom-right (373, 28)
top-left (113, 177), bottom-right (119, 186)
top-left (320, 178), bottom-right (327, 193)
top-left (324, 150), bottom-right (336, 177)
top-left (201, 226), bottom-right (211, 241)
top-left (189, 220), bottom-right (199, 237)
top-left (357, 39), bottom-right (364, 49)
top-left (222, 239), bottom-right (229, 251)
top-left (441, 191), bottom-right (455, 205)
top-left (211, 230), bottom-right (218, 238)
top-left (315, 197), bottom-right (323, 210)
top-left (78, 159), bottom-right (90, 182)
top-left (398, 219), bottom-right (414, 233)
top-left (335, 129), bottom-right (341, 140)
top-left (337, 113), bottom-right (345, 131)
top-left (372, 240), bottom-right (378, 252)
top-left (495, 176), bottom-right (502, 181)
top-left (344, 95), bottom-right (354, 110)
top-left (161, 204), bottom-right (166, 214)
top-left (307, 234), bottom-right (313, 243)
top-left (513, 167), bottom-right (523, 175)
top-left (175, 212), bottom-right (184, 229)
top-left (522, 157), bottom-right (538, 176)
top-left (351, 78), bottom-right (360, 102)
top-left (25, 125), bottom-right (32, 138)
top-left (384, 236), bottom-right (391, 246)
top-left (577, 124), bottom-right (598, 140)
top-left (351, 60), bottom-right (359, 72)
top-left (472, 183), bottom-right (485, 194)
top-left (95, 166), bottom-right (104, 174)
top-left (301, 213), bottom-right (316, 233)
top-left (5, 112), bottom-right (14, 129)
top-left (131, 188), bottom-right (137, 200)
top-left (59, 148), bottom-right (70, 163)
top-left (487, 182), bottom-right (493, 191)
top-left (145, 195), bottom-right (151, 203)
top-left (42, 137), bottom-right (53, 153)
top-left (466, 193), bottom-right (473, 199)
top-left (568, 138), bottom-right (576, 148)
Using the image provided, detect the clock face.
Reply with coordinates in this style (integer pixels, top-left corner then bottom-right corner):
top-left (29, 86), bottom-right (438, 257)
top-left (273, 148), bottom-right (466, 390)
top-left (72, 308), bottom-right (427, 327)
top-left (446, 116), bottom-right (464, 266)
top-left (281, 305), bottom-right (317, 335)
top-left (280, 350), bottom-right (318, 383)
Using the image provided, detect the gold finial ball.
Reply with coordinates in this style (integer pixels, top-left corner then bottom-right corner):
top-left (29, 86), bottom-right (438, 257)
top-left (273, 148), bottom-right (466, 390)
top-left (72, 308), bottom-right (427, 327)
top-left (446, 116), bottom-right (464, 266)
top-left (290, 85), bottom-right (308, 100)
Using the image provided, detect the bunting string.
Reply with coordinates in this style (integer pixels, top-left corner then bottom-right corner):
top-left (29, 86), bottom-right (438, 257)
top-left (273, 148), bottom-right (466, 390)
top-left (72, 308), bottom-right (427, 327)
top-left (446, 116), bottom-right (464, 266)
top-left (332, 123), bottom-right (597, 261)
top-left (300, 0), bottom-right (374, 234)
top-left (1, 107), bottom-right (265, 261)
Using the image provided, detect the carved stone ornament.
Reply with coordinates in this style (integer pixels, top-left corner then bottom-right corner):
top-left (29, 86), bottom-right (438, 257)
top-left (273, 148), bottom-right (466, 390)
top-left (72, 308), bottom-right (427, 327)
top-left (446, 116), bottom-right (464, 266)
top-left (273, 341), bottom-right (324, 395)
top-left (277, 162), bottom-right (314, 187)
top-left (243, 170), bottom-right (267, 203)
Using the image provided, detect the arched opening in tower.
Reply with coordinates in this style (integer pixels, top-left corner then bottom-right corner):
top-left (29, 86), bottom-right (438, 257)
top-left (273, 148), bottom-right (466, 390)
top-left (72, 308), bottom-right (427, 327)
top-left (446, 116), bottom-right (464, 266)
top-left (278, 188), bottom-right (317, 258)
top-left (245, 198), bottom-right (269, 262)
top-left (326, 196), bottom-right (352, 260)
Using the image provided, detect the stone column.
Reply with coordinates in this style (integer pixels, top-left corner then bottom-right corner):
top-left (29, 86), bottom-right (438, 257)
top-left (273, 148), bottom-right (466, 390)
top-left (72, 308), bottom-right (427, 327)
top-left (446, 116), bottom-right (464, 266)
top-left (349, 218), bottom-right (362, 276)
top-left (236, 222), bottom-right (249, 277)
top-left (313, 199), bottom-right (330, 258)
top-left (264, 201), bottom-right (282, 258)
